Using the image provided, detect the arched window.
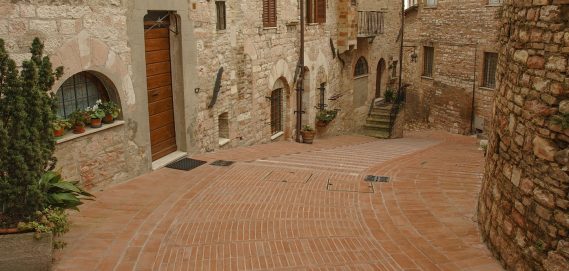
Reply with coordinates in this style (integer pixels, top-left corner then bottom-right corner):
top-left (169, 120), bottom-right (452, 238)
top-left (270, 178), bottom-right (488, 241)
top-left (354, 57), bottom-right (369, 77)
top-left (270, 88), bottom-right (283, 135)
top-left (55, 72), bottom-right (110, 118)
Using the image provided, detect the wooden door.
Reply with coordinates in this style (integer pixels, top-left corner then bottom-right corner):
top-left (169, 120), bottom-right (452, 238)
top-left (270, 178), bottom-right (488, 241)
top-left (145, 20), bottom-right (177, 161)
top-left (376, 59), bottom-right (386, 99)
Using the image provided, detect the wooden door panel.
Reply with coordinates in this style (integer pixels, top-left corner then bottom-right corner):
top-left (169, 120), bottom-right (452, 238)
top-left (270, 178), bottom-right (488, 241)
top-left (150, 123), bottom-right (176, 145)
top-left (147, 73), bottom-right (172, 90)
top-left (152, 145), bottom-right (178, 161)
top-left (145, 50), bottom-right (170, 65)
top-left (148, 85), bottom-right (173, 103)
top-left (144, 37), bottom-right (170, 52)
top-left (144, 28), bottom-right (169, 39)
top-left (149, 110), bottom-right (175, 130)
top-left (148, 98), bottom-right (173, 116)
top-left (146, 61), bottom-right (171, 77)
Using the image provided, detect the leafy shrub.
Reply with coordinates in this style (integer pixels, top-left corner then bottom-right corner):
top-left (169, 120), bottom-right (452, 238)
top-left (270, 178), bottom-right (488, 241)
top-left (316, 110), bottom-right (338, 123)
top-left (17, 208), bottom-right (70, 249)
top-left (40, 171), bottom-right (94, 211)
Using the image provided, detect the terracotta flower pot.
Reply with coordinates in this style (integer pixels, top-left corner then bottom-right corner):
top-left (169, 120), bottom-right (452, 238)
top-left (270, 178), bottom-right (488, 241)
top-left (103, 114), bottom-right (114, 124)
top-left (73, 124), bottom-right (85, 134)
top-left (316, 120), bottom-right (328, 127)
top-left (53, 128), bottom-right (65, 137)
top-left (90, 118), bottom-right (102, 128)
top-left (301, 130), bottom-right (316, 144)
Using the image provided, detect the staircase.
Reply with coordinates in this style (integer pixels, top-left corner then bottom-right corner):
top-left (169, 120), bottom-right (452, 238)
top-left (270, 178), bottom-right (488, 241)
top-left (363, 102), bottom-right (396, 139)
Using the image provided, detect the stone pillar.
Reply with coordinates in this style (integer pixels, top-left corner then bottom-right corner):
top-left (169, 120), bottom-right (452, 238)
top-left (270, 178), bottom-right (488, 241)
top-left (478, 1), bottom-right (569, 270)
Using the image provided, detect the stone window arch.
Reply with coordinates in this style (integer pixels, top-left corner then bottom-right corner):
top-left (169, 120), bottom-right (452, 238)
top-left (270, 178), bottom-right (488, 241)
top-left (55, 71), bottom-right (118, 118)
top-left (354, 57), bottom-right (369, 77)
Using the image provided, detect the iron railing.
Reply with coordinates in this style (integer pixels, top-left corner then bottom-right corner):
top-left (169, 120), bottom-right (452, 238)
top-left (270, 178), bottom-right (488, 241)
top-left (358, 11), bottom-right (385, 37)
top-left (388, 85), bottom-right (408, 137)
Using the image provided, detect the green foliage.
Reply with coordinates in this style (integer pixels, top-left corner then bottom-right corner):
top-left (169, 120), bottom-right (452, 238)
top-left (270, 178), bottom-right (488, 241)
top-left (52, 119), bottom-right (71, 131)
top-left (0, 38), bottom-right (63, 227)
top-left (69, 109), bottom-right (89, 126)
top-left (86, 100), bottom-right (105, 119)
top-left (39, 171), bottom-right (94, 211)
top-left (384, 88), bottom-right (397, 103)
top-left (302, 125), bottom-right (314, 132)
top-left (100, 101), bottom-right (121, 118)
top-left (551, 113), bottom-right (569, 130)
top-left (17, 208), bottom-right (70, 249)
top-left (316, 110), bottom-right (338, 123)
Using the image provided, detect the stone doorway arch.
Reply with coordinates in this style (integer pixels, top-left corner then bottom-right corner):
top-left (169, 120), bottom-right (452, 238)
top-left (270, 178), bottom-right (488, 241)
top-left (376, 58), bottom-right (386, 99)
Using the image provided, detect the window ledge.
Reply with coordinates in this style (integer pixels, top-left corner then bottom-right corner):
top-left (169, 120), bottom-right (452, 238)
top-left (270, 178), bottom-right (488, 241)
top-left (354, 75), bottom-right (369, 80)
top-left (485, 4), bottom-right (502, 7)
top-left (56, 120), bottom-right (125, 144)
top-left (219, 138), bottom-right (230, 147)
top-left (421, 76), bottom-right (434, 80)
top-left (271, 131), bottom-right (284, 140)
top-left (423, 6), bottom-right (437, 9)
top-left (479, 86), bottom-right (496, 91)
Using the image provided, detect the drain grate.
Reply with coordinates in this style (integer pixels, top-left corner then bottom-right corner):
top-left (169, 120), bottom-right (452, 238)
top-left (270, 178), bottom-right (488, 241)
top-left (364, 175), bottom-right (390, 183)
top-left (210, 160), bottom-right (235, 167)
top-left (166, 158), bottom-right (207, 171)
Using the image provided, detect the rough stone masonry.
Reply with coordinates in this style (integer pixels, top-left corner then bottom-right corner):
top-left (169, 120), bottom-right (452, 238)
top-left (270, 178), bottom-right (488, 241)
top-left (478, 1), bottom-right (569, 270)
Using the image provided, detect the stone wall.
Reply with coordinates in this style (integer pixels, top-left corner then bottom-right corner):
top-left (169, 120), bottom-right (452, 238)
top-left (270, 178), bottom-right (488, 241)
top-left (402, 0), bottom-right (501, 134)
top-left (478, 1), bottom-right (569, 270)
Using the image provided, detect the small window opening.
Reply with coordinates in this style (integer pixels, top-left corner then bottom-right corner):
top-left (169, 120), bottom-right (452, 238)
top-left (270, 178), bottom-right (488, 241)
top-left (216, 1), bottom-right (226, 30)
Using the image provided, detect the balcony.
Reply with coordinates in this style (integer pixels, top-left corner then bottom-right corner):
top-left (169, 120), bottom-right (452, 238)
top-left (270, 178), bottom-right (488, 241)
top-left (357, 11), bottom-right (384, 37)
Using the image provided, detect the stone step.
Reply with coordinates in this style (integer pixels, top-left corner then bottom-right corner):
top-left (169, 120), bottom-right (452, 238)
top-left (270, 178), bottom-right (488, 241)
top-left (363, 130), bottom-right (390, 139)
top-left (366, 116), bottom-right (391, 122)
top-left (366, 118), bottom-right (391, 126)
top-left (364, 123), bottom-right (391, 130)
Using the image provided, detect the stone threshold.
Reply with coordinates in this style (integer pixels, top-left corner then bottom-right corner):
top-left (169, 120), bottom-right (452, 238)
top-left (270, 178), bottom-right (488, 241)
top-left (152, 151), bottom-right (188, 171)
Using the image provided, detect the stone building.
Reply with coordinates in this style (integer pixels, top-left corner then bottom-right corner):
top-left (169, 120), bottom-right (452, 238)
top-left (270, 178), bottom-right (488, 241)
top-left (0, 0), bottom-right (402, 188)
top-left (478, 1), bottom-right (569, 270)
top-left (402, 0), bottom-right (502, 134)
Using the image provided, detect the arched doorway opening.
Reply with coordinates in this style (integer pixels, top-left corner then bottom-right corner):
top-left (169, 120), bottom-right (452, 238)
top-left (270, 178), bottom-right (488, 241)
top-left (376, 58), bottom-right (386, 99)
top-left (353, 56), bottom-right (369, 107)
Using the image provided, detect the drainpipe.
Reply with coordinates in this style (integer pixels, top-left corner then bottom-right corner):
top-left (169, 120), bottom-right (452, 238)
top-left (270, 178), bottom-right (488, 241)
top-left (470, 43), bottom-right (478, 134)
top-left (296, 0), bottom-right (305, 143)
top-left (398, 0), bottom-right (404, 92)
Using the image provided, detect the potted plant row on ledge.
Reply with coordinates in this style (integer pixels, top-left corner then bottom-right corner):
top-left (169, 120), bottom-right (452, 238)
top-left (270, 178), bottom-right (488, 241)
top-left (0, 38), bottom-right (95, 271)
top-left (54, 100), bottom-right (121, 138)
top-left (316, 109), bottom-right (338, 127)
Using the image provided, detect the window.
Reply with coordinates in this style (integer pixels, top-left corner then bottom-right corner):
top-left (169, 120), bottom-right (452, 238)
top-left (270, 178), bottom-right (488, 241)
top-left (218, 112), bottom-right (229, 139)
top-left (270, 88), bottom-right (283, 134)
top-left (263, 0), bottom-right (277, 27)
top-left (483, 52), bottom-right (498, 89)
top-left (391, 61), bottom-right (398, 78)
top-left (351, 0), bottom-right (357, 6)
top-left (425, 0), bottom-right (437, 7)
top-left (216, 1), bottom-right (226, 30)
top-left (307, 0), bottom-right (326, 24)
top-left (488, 0), bottom-right (503, 5)
top-left (423, 46), bottom-right (434, 77)
top-left (55, 72), bottom-right (110, 118)
top-left (354, 57), bottom-right (369, 77)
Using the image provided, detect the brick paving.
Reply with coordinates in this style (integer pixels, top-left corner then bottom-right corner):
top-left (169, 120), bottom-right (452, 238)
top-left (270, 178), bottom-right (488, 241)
top-left (54, 132), bottom-right (502, 271)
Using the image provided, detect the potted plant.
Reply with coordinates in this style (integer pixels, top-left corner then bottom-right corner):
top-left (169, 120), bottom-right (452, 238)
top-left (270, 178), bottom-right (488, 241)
top-left (52, 119), bottom-right (71, 138)
top-left (100, 101), bottom-right (120, 124)
top-left (86, 100), bottom-right (105, 128)
top-left (316, 109), bottom-right (338, 127)
top-left (69, 110), bottom-right (88, 134)
top-left (300, 125), bottom-right (316, 144)
top-left (384, 88), bottom-right (395, 103)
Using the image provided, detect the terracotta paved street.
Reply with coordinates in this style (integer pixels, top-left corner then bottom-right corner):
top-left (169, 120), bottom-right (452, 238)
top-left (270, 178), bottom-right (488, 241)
top-left (54, 131), bottom-right (503, 271)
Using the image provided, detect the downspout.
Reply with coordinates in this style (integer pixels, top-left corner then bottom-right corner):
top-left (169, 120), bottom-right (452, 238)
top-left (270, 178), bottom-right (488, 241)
top-left (398, 0), bottom-right (404, 92)
top-left (470, 44), bottom-right (478, 134)
top-left (296, 0), bottom-right (305, 143)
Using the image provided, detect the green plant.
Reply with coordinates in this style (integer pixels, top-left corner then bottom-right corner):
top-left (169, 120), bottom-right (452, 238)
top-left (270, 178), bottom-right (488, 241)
top-left (17, 208), bottom-right (70, 249)
top-left (384, 88), bottom-right (396, 103)
top-left (86, 100), bottom-right (105, 119)
top-left (69, 109), bottom-right (89, 126)
top-left (39, 171), bottom-right (94, 211)
top-left (52, 119), bottom-right (71, 131)
top-left (100, 101), bottom-right (121, 118)
top-left (316, 110), bottom-right (338, 123)
top-left (0, 38), bottom-right (63, 228)
top-left (551, 113), bottom-right (569, 130)
top-left (302, 125), bottom-right (314, 132)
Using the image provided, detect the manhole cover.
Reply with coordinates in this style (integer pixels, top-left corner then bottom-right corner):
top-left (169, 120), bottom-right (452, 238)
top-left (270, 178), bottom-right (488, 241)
top-left (166, 158), bottom-right (207, 171)
top-left (210, 160), bottom-right (235, 167)
top-left (364, 175), bottom-right (390, 183)
top-left (263, 170), bottom-right (313, 183)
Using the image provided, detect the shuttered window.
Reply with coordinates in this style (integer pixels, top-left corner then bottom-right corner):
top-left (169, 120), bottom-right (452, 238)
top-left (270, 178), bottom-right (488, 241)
top-left (216, 1), bottom-right (226, 30)
top-left (307, 0), bottom-right (326, 24)
top-left (483, 52), bottom-right (498, 89)
top-left (423, 46), bottom-right (434, 77)
top-left (263, 0), bottom-right (277, 27)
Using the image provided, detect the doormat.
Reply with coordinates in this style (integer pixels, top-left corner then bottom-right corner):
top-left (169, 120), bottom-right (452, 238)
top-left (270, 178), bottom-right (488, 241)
top-left (210, 160), bottom-right (235, 167)
top-left (166, 158), bottom-right (207, 171)
top-left (364, 175), bottom-right (390, 183)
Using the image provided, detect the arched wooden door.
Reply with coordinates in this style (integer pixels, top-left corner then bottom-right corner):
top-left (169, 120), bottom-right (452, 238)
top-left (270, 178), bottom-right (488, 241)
top-left (376, 59), bottom-right (386, 99)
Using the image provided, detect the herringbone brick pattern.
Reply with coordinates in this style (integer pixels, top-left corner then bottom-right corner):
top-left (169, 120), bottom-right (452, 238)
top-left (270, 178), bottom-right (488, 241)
top-left (53, 133), bottom-right (502, 271)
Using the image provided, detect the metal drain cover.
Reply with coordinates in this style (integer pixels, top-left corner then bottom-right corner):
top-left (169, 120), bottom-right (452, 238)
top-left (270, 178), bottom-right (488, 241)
top-left (365, 175), bottom-right (390, 183)
top-left (166, 158), bottom-right (207, 171)
top-left (210, 160), bottom-right (235, 167)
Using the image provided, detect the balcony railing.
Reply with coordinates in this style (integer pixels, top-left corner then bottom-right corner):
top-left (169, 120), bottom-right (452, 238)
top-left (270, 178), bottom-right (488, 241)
top-left (358, 11), bottom-right (384, 37)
